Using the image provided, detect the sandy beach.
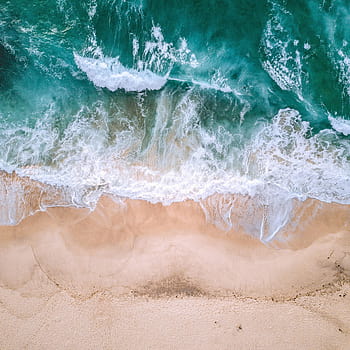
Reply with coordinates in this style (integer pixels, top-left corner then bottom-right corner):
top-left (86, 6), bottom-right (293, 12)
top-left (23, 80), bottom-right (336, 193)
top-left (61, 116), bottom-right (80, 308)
top-left (0, 188), bottom-right (350, 349)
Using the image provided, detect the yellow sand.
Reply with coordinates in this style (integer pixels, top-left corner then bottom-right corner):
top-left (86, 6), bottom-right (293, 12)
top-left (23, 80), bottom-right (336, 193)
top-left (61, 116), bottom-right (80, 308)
top-left (0, 175), bottom-right (350, 349)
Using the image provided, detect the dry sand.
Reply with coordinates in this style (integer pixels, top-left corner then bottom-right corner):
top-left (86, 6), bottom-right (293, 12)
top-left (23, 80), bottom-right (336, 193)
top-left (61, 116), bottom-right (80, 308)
top-left (0, 182), bottom-right (350, 349)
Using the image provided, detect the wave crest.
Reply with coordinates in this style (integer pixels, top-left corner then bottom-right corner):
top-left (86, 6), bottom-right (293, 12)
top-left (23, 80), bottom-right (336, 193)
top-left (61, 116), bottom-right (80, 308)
top-left (74, 54), bottom-right (167, 92)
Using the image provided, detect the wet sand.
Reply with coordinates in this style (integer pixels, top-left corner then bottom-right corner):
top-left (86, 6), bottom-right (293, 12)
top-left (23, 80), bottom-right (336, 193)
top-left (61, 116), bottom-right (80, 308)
top-left (0, 178), bottom-right (350, 348)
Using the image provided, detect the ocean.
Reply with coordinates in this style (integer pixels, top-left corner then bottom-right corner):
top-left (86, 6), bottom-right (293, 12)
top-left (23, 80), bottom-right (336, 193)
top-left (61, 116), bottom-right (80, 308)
top-left (0, 0), bottom-right (349, 241)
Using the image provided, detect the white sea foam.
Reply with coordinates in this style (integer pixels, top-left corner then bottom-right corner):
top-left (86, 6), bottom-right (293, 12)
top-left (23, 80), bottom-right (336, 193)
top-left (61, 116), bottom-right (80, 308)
top-left (329, 115), bottom-right (350, 136)
top-left (248, 109), bottom-right (350, 203)
top-left (336, 48), bottom-right (350, 96)
top-left (75, 24), bottom-right (201, 92)
top-left (141, 26), bottom-right (199, 72)
top-left (261, 3), bottom-right (303, 94)
top-left (1, 101), bottom-right (349, 240)
top-left (74, 54), bottom-right (167, 92)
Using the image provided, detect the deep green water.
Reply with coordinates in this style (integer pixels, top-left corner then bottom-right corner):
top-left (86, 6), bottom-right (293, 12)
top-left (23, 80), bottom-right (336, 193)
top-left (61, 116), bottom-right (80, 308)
top-left (0, 0), bottom-right (349, 240)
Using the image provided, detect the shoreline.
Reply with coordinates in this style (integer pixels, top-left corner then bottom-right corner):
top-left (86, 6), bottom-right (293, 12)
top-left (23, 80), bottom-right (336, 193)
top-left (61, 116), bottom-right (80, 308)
top-left (0, 178), bottom-right (350, 348)
top-left (1, 170), bottom-right (350, 241)
top-left (1, 195), bottom-right (349, 298)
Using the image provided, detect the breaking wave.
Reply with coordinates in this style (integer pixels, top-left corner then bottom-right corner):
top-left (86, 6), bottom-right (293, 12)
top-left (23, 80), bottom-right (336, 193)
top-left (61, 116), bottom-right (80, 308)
top-left (74, 54), bottom-right (167, 92)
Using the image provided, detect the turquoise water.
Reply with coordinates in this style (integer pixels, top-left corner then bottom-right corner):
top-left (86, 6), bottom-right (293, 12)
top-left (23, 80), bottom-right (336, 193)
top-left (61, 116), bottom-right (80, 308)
top-left (0, 0), bottom-right (349, 240)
